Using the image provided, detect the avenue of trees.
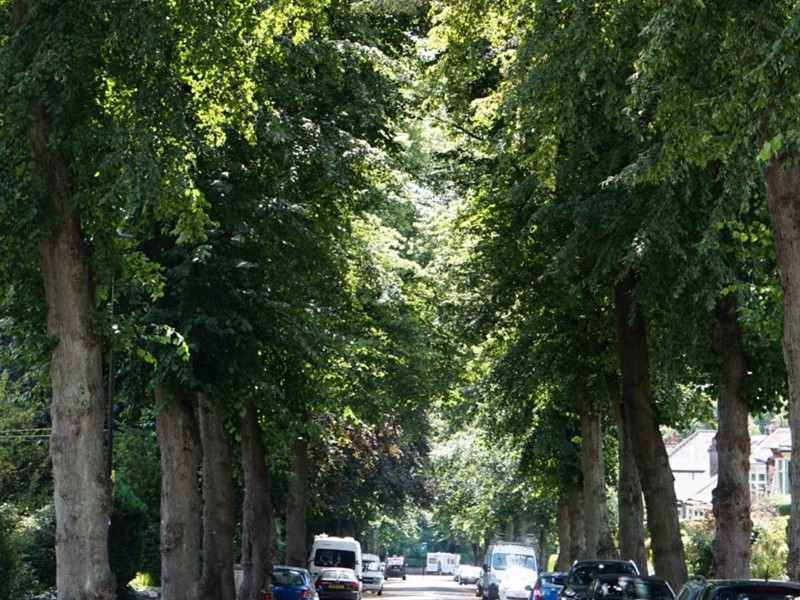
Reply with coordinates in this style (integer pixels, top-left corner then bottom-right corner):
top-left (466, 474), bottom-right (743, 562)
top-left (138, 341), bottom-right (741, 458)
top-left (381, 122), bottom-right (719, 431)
top-left (3, 1), bottom-right (800, 599)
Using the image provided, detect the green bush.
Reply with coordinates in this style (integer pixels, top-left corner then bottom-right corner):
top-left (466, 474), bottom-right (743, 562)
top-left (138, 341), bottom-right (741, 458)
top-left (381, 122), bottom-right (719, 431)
top-left (109, 477), bottom-right (148, 598)
top-left (682, 517), bottom-right (715, 578)
top-left (0, 504), bottom-right (21, 598)
top-left (19, 503), bottom-right (56, 589)
top-left (751, 516), bottom-right (788, 579)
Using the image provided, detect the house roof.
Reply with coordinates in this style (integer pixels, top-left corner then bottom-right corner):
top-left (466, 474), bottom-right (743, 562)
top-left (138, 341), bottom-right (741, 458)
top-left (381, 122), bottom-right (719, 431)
top-left (669, 426), bottom-right (793, 507)
top-left (750, 427), bottom-right (791, 464)
top-left (667, 429), bottom-right (716, 474)
top-left (681, 474), bottom-right (718, 505)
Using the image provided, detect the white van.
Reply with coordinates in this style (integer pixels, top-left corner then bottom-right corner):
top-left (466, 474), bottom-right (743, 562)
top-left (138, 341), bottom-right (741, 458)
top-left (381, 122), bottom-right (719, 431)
top-left (361, 553), bottom-right (384, 595)
top-left (308, 534), bottom-right (363, 586)
top-left (480, 542), bottom-right (538, 600)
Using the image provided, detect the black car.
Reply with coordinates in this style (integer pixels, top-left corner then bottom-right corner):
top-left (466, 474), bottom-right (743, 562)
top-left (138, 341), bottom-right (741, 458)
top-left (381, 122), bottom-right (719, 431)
top-left (558, 560), bottom-right (640, 600)
top-left (586, 574), bottom-right (674, 600)
top-left (384, 558), bottom-right (407, 580)
top-left (674, 577), bottom-right (800, 600)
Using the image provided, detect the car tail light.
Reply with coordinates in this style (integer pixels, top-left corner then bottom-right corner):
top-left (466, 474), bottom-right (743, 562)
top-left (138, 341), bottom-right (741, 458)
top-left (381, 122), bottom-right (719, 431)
top-left (533, 579), bottom-right (544, 600)
top-left (315, 576), bottom-right (322, 588)
top-left (263, 591), bottom-right (271, 600)
top-left (299, 586), bottom-right (311, 599)
top-left (347, 580), bottom-right (360, 590)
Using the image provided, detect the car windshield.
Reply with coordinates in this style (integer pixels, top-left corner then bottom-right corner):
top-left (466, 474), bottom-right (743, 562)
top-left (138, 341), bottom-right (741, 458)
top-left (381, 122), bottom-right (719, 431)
top-left (716, 591), bottom-right (800, 600)
top-left (492, 553), bottom-right (538, 571)
top-left (595, 579), bottom-right (673, 600)
top-left (571, 564), bottom-right (639, 588)
top-left (365, 560), bottom-right (380, 571)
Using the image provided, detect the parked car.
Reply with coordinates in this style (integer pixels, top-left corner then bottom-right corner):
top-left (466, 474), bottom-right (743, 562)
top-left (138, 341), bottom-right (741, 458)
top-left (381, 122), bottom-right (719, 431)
top-left (384, 556), bottom-right (407, 580)
top-left (532, 572), bottom-right (568, 600)
top-left (460, 565), bottom-right (484, 586)
top-left (558, 560), bottom-right (639, 600)
top-left (498, 566), bottom-right (538, 600)
top-left (361, 553), bottom-right (384, 595)
top-left (674, 576), bottom-right (800, 600)
top-left (586, 574), bottom-right (674, 600)
top-left (272, 566), bottom-right (317, 600)
top-left (315, 568), bottom-right (361, 600)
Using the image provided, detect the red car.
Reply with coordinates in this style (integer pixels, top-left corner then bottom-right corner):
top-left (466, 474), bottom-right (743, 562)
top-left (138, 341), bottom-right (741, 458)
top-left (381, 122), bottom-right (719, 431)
top-left (315, 568), bottom-right (361, 600)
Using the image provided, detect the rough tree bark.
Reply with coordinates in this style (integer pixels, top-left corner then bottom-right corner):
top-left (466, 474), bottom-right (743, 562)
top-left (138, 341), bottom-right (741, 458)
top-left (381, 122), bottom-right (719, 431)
top-left (566, 481), bottom-right (586, 562)
top-left (615, 272), bottom-right (687, 590)
top-left (286, 436), bottom-right (310, 568)
top-left (609, 377), bottom-right (646, 572)
top-left (580, 389), bottom-right (612, 558)
top-left (710, 297), bottom-right (752, 578)
top-left (556, 497), bottom-right (572, 571)
top-left (13, 2), bottom-right (116, 597)
top-left (198, 393), bottom-right (236, 600)
top-left (239, 399), bottom-right (276, 600)
top-left (763, 161), bottom-right (800, 580)
top-left (156, 385), bottom-right (202, 600)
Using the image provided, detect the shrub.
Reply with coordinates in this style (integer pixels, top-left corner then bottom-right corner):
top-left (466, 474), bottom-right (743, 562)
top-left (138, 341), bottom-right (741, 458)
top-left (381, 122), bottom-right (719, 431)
top-left (19, 504), bottom-right (56, 589)
top-left (682, 516), bottom-right (715, 577)
top-left (0, 504), bottom-right (21, 598)
top-left (751, 516), bottom-right (788, 579)
top-left (109, 477), bottom-right (148, 598)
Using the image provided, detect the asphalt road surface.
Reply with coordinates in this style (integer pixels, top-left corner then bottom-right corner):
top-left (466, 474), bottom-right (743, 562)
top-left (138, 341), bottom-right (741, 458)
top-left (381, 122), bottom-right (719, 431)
top-left (376, 573), bottom-right (479, 600)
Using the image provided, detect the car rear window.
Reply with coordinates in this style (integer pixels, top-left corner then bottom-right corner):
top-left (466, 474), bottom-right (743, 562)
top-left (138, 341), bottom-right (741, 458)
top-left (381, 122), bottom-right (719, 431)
top-left (715, 588), bottom-right (800, 600)
top-left (314, 549), bottom-right (356, 570)
top-left (571, 564), bottom-right (639, 587)
top-left (272, 570), bottom-right (305, 586)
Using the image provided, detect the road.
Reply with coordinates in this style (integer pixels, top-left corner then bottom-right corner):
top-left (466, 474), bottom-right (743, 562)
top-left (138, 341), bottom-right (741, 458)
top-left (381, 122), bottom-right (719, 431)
top-left (375, 573), bottom-right (479, 600)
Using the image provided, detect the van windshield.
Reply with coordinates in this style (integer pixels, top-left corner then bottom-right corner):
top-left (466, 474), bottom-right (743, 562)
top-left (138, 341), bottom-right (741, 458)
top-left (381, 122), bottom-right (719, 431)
top-left (492, 553), bottom-right (537, 571)
top-left (314, 549), bottom-right (356, 570)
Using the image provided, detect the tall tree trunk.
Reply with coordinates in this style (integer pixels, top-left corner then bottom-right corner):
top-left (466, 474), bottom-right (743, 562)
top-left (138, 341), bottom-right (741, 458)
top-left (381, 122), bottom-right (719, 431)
top-left (763, 161), bottom-right (800, 579)
top-left (566, 481), bottom-right (586, 562)
top-left (609, 377), bottom-right (646, 572)
top-left (580, 389), bottom-right (608, 558)
top-left (198, 393), bottom-right (236, 600)
top-left (156, 385), bottom-right (202, 600)
top-left (239, 399), bottom-right (276, 600)
top-left (710, 297), bottom-right (752, 578)
top-left (286, 436), bottom-right (310, 567)
top-left (556, 497), bottom-right (572, 571)
top-left (615, 272), bottom-right (687, 589)
top-left (14, 3), bottom-right (116, 596)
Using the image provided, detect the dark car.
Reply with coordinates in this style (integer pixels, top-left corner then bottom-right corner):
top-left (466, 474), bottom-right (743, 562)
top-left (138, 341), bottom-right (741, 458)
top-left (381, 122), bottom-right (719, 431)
top-left (674, 576), bottom-right (800, 600)
top-left (532, 572), bottom-right (568, 600)
top-left (586, 574), bottom-right (674, 600)
top-left (558, 560), bottom-right (640, 600)
top-left (315, 568), bottom-right (361, 600)
top-left (272, 565), bottom-right (317, 600)
top-left (384, 557), bottom-right (407, 580)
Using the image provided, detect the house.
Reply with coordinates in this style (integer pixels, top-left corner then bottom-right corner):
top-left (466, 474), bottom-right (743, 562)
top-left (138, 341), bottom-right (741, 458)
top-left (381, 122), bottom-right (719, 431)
top-left (666, 425), bottom-right (792, 521)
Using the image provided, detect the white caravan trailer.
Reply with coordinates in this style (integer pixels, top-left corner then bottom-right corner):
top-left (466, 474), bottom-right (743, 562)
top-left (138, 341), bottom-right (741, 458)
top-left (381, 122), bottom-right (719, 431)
top-left (426, 551), bottom-right (461, 575)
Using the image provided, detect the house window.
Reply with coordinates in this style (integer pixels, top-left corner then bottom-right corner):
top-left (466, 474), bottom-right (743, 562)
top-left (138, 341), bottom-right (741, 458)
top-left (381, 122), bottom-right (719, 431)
top-left (776, 458), bottom-right (790, 494)
top-left (750, 469), bottom-right (768, 497)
